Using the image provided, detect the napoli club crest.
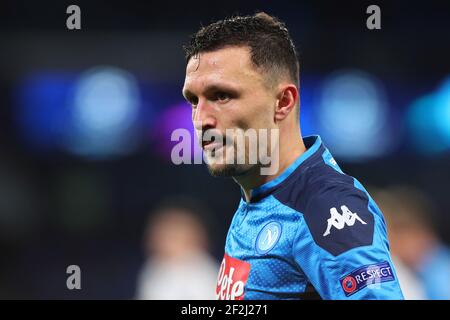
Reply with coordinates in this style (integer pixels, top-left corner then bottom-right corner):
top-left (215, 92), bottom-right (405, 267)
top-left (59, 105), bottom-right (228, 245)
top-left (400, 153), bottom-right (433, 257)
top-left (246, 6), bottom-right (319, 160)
top-left (255, 221), bottom-right (282, 254)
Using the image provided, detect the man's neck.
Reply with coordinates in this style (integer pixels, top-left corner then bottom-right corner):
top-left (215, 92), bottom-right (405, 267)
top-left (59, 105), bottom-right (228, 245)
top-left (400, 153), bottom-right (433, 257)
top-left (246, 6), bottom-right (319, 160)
top-left (234, 135), bottom-right (307, 202)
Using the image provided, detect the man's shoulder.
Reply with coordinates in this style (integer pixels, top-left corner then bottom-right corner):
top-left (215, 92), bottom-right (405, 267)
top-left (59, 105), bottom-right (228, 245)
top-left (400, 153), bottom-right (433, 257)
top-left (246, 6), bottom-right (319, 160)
top-left (273, 158), bottom-right (361, 213)
top-left (274, 161), bottom-right (376, 256)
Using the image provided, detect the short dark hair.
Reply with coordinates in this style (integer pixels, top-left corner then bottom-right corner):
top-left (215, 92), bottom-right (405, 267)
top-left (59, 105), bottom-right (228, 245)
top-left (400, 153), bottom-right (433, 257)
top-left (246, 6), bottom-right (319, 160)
top-left (183, 12), bottom-right (300, 87)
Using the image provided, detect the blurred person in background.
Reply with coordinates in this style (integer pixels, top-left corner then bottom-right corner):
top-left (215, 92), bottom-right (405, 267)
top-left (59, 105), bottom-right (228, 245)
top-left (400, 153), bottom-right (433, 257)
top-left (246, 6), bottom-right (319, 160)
top-left (135, 196), bottom-right (219, 300)
top-left (374, 186), bottom-right (450, 300)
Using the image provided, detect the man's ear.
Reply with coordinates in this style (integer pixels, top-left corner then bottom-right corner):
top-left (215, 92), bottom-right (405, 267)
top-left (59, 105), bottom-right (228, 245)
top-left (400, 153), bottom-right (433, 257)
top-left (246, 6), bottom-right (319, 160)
top-left (274, 84), bottom-right (298, 121)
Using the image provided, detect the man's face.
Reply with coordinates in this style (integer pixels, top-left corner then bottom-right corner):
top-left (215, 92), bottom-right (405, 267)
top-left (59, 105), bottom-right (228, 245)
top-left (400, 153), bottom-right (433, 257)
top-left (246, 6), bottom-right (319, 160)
top-left (182, 46), bottom-right (278, 177)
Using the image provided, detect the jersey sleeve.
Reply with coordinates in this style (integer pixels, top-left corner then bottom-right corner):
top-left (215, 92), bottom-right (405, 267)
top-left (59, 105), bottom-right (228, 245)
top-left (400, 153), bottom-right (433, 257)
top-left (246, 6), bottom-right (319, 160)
top-left (292, 182), bottom-right (404, 300)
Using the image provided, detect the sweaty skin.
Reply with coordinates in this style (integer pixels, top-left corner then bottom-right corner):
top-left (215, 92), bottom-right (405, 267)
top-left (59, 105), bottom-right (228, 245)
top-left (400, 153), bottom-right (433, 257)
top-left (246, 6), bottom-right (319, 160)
top-left (183, 46), bottom-right (306, 201)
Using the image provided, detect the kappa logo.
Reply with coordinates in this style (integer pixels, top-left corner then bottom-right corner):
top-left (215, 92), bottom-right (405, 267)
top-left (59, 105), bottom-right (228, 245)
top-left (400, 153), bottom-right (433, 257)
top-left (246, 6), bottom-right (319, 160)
top-left (323, 205), bottom-right (367, 237)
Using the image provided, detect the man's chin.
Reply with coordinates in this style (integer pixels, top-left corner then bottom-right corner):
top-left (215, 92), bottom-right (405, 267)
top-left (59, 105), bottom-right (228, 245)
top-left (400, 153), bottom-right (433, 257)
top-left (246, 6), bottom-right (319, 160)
top-left (206, 163), bottom-right (252, 178)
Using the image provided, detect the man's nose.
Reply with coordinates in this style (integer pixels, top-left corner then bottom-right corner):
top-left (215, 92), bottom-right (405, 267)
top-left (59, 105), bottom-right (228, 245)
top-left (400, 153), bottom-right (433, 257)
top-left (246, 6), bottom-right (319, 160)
top-left (193, 99), bottom-right (217, 131)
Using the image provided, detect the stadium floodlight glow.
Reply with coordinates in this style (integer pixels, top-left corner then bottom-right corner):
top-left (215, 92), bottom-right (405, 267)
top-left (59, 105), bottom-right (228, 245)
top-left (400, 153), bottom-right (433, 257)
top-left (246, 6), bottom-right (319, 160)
top-left (65, 66), bottom-right (142, 159)
top-left (434, 78), bottom-right (450, 145)
top-left (316, 69), bottom-right (393, 162)
top-left (298, 76), bottom-right (320, 137)
top-left (152, 101), bottom-right (203, 162)
top-left (407, 76), bottom-right (450, 154)
top-left (15, 73), bottom-right (73, 151)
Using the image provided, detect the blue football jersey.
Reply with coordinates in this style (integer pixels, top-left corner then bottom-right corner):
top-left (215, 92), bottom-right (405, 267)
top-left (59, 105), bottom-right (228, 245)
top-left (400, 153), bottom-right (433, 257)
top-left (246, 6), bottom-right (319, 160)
top-left (215, 135), bottom-right (404, 300)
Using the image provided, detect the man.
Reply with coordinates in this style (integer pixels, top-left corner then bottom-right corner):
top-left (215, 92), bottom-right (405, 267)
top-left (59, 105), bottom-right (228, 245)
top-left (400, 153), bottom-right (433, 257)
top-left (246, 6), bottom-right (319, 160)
top-left (374, 186), bottom-right (450, 300)
top-left (182, 12), bottom-right (404, 300)
top-left (136, 197), bottom-right (218, 299)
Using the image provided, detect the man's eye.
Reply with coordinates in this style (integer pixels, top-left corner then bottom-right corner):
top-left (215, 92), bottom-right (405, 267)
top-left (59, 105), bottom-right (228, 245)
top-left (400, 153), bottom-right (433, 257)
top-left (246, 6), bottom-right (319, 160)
top-left (216, 92), bottom-right (230, 101)
top-left (189, 98), bottom-right (198, 107)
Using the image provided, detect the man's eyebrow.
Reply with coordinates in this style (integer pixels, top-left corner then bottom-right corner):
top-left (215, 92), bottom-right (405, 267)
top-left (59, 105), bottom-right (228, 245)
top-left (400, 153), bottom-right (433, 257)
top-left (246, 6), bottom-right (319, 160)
top-left (183, 83), bottom-right (239, 99)
top-left (203, 83), bottom-right (239, 94)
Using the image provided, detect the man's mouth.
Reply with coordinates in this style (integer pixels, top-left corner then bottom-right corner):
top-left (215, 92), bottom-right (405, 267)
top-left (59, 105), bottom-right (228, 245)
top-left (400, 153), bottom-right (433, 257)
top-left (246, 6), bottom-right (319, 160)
top-left (203, 141), bottom-right (222, 151)
top-left (201, 135), bottom-right (227, 150)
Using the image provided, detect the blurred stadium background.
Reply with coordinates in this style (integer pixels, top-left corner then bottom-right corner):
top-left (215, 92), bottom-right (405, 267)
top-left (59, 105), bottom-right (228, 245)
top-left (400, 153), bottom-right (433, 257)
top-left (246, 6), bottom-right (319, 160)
top-left (0, 1), bottom-right (449, 299)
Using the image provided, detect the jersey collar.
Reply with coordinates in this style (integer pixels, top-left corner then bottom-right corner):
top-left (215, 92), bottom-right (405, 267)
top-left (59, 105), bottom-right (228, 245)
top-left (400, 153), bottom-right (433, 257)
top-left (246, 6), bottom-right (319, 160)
top-left (241, 135), bottom-right (324, 203)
